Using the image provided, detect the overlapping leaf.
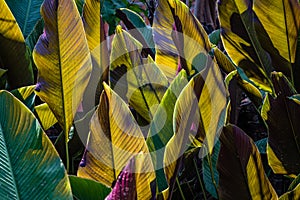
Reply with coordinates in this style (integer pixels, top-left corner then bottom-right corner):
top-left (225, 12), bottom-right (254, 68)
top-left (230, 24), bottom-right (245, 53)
top-left (217, 125), bottom-right (277, 199)
top-left (279, 173), bottom-right (300, 199)
top-left (77, 83), bottom-right (150, 187)
top-left (0, 0), bottom-right (34, 89)
top-left (5, 0), bottom-right (44, 37)
top-left (110, 26), bottom-right (168, 122)
top-left (35, 103), bottom-right (58, 130)
top-left (253, 0), bottom-right (300, 83)
top-left (164, 57), bottom-right (226, 197)
top-left (218, 0), bottom-right (274, 92)
top-left (11, 85), bottom-right (36, 111)
top-left (0, 91), bottom-right (72, 199)
top-left (146, 70), bottom-right (188, 192)
top-left (33, 0), bottom-right (92, 142)
top-left (261, 72), bottom-right (300, 176)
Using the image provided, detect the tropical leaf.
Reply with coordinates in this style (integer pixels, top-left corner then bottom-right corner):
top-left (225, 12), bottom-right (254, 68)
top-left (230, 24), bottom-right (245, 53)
top-left (209, 29), bottom-right (221, 46)
top-left (110, 26), bottom-right (168, 122)
top-left (164, 58), bottom-right (226, 197)
top-left (11, 85), bottom-right (36, 111)
top-left (5, 0), bottom-right (44, 37)
top-left (0, 69), bottom-right (7, 89)
top-left (69, 176), bottom-right (111, 200)
top-left (279, 173), bottom-right (300, 199)
top-left (77, 83), bottom-right (150, 187)
top-left (218, 0), bottom-right (274, 92)
top-left (261, 72), bottom-right (300, 176)
top-left (0, 90), bottom-right (72, 199)
top-left (75, 0), bottom-right (86, 14)
top-left (0, 0), bottom-right (34, 89)
top-left (35, 103), bottom-right (58, 130)
top-left (33, 0), bottom-right (92, 144)
top-left (217, 124), bottom-right (277, 199)
top-left (255, 138), bottom-right (268, 154)
top-left (116, 8), bottom-right (155, 58)
top-left (253, 0), bottom-right (300, 84)
top-left (106, 154), bottom-right (156, 200)
top-left (25, 19), bottom-right (44, 52)
top-left (146, 70), bottom-right (189, 192)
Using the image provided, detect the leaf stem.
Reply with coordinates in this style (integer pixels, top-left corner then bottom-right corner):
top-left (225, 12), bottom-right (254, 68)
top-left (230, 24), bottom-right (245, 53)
top-left (193, 158), bottom-right (207, 200)
top-left (176, 178), bottom-right (186, 200)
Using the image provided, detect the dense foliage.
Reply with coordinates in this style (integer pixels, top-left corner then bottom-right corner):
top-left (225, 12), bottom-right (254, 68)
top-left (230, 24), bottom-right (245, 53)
top-left (0, 0), bottom-right (300, 199)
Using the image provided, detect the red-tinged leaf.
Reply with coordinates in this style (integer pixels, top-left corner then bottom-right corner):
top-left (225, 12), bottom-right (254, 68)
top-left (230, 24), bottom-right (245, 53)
top-left (217, 124), bottom-right (277, 199)
top-left (261, 72), bottom-right (300, 176)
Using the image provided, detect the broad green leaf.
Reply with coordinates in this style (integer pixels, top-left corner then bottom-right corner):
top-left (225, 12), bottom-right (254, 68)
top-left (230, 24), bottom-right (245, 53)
top-left (110, 26), bottom-right (168, 122)
top-left (279, 173), bottom-right (300, 199)
top-left (25, 19), bottom-right (44, 52)
top-left (11, 85), bottom-right (36, 111)
top-left (164, 58), bottom-right (227, 197)
top-left (255, 138), bottom-right (268, 154)
top-left (209, 29), bottom-right (221, 46)
top-left (69, 176), bottom-right (111, 200)
top-left (261, 72), bottom-right (300, 176)
top-left (0, 90), bottom-right (72, 199)
top-left (253, 0), bottom-right (300, 84)
top-left (75, 0), bottom-right (86, 14)
top-left (217, 125), bottom-right (277, 199)
top-left (35, 103), bottom-right (58, 130)
top-left (106, 154), bottom-right (156, 200)
top-left (146, 70), bottom-right (189, 192)
top-left (116, 8), bottom-right (155, 58)
top-left (218, 0), bottom-right (274, 92)
top-left (77, 83), bottom-right (150, 187)
top-left (33, 0), bottom-right (92, 142)
top-left (0, 0), bottom-right (34, 89)
top-left (5, 0), bottom-right (44, 37)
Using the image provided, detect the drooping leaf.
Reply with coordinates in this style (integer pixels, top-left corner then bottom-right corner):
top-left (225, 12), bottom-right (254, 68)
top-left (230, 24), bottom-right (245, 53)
top-left (164, 58), bottom-right (227, 197)
top-left (116, 8), bottom-right (155, 58)
top-left (5, 0), bottom-right (44, 37)
top-left (69, 176), bottom-right (111, 200)
top-left (34, 103), bottom-right (58, 130)
top-left (146, 70), bottom-right (189, 192)
top-left (33, 0), bottom-right (92, 142)
top-left (261, 72), bottom-right (300, 176)
top-left (0, 0), bottom-right (34, 89)
top-left (11, 85), bottom-right (36, 111)
top-left (77, 83), bottom-right (150, 187)
top-left (106, 154), bottom-right (156, 200)
top-left (253, 0), bottom-right (300, 84)
top-left (218, 0), bottom-right (274, 92)
top-left (0, 90), bottom-right (72, 199)
top-left (110, 26), bottom-right (168, 122)
top-left (217, 124), bottom-right (277, 199)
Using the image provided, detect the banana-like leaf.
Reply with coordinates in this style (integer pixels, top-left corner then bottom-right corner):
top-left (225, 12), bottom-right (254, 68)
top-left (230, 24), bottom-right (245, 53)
top-left (5, 0), bottom-right (44, 37)
top-left (75, 0), bottom-right (86, 14)
top-left (0, 90), bottom-right (72, 199)
top-left (110, 26), bottom-right (168, 122)
top-left (69, 176), bottom-right (111, 200)
top-left (116, 8), bottom-right (155, 58)
top-left (154, 0), bottom-right (212, 79)
top-left (279, 173), bottom-right (300, 199)
top-left (209, 29), bottom-right (221, 46)
top-left (25, 19), bottom-right (44, 52)
top-left (35, 103), bottom-right (58, 130)
top-left (0, 69), bottom-right (7, 89)
top-left (261, 72), bottom-right (300, 176)
top-left (77, 83), bottom-right (150, 187)
top-left (253, 0), bottom-right (300, 83)
top-left (33, 0), bottom-right (92, 141)
top-left (164, 58), bottom-right (227, 197)
top-left (11, 85), bottom-right (36, 111)
top-left (106, 154), bottom-right (156, 200)
top-left (0, 0), bottom-right (34, 89)
top-left (218, 0), bottom-right (274, 92)
top-left (146, 70), bottom-right (188, 192)
top-left (217, 124), bottom-right (277, 199)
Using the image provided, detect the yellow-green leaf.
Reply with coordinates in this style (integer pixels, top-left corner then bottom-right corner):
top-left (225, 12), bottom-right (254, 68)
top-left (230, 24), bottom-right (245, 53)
top-left (0, 0), bottom-right (34, 89)
top-left (78, 83), bottom-right (150, 188)
top-left (35, 103), bottom-right (58, 130)
top-left (33, 0), bottom-right (92, 142)
top-left (110, 26), bottom-right (168, 122)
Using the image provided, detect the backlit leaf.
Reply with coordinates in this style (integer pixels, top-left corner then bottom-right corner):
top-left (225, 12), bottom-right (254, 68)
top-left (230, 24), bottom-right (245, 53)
top-left (33, 0), bottom-right (92, 142)
top-left (35, 103), bottom-right (58, 130)
top-left (11, 85), bottom-right (36, 111)
top-left (0, 90), bottom-right (72, 199)
top-left (0, 0), bottom-right (34, 89)
top-left (217, 125), bottom-right (277, 199)
top-left (261, 72), bottom-right (300, 176)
